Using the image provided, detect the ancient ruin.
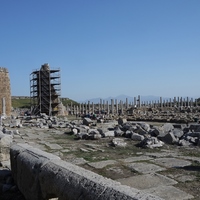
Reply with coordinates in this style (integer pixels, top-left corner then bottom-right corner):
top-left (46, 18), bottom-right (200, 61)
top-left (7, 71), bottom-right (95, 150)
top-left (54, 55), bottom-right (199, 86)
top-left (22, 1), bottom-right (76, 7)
top-left (30, 63), bottom-right (61, 116)
top-left (0, 66), bottom-right (200, 199)
top-left (1, 113), bottom-right (200, 199)
top-left (0, 67), bottom-right (11, 117)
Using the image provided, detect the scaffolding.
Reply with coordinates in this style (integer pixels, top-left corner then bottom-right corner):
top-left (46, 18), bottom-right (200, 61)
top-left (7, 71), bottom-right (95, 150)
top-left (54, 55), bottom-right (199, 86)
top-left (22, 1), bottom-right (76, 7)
top-left (30, 63), bottom-right (61, 116)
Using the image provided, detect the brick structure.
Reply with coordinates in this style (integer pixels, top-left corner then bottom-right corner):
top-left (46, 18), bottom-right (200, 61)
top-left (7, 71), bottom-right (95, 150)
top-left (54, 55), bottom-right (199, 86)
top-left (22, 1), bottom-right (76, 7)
top-left (0, 67), bottom-right (11, 116)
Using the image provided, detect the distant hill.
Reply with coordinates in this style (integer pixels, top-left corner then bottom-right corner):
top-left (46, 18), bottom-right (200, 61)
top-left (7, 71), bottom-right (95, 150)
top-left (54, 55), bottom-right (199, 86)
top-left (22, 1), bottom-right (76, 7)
top-left (11, 96), bottom-right (78, 108)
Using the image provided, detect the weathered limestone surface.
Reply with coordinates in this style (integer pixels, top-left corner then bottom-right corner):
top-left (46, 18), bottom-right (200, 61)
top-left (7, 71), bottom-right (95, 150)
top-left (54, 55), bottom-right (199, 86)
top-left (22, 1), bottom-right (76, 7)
top-left (10, 143), bottom-right (163, 200)
top-left (0, 67), bottom-right (12, 116)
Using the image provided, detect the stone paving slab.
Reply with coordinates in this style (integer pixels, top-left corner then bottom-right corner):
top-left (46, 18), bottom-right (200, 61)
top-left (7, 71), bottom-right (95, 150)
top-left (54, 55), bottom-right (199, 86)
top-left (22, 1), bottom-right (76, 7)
top-left (45, 143), bottom-right (63, 150)
top-left (67, 157), bottom-right (88, 165)
top-left (26, 142), bottom-right (47, 151)
top-left (84, 143), bottom-right (102, 149)
top-left (60, 149), bottom-right (70, 153)
top-left (119, 156), bottom-right (153, 163)
top-left (117, 173), bottom-right (177, 190)
top-left (13, 138), bottom-right (25, 143)
top-left (24, 132), bottom-right (40, 139)
top-left (144, 152), bottom-right (179, 158)
top-left (143, 185), bottom-right (194, 200)
top-left (175, 175), bottom-right (196, 183)
top-left (126, 162), bottom-right (166, 174)
top-left (152, 158), bottom-right (192, 168)
top-left (176, 155), bottom-right (200, 163)
top-left (87, 160), bottom-right (117, 169)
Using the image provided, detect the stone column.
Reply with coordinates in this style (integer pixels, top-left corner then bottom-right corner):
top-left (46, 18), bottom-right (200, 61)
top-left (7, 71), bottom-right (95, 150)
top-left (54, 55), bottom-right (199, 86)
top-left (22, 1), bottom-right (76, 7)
top-left (88, 101), bottom-right (90, 114)
top-left (79, 104), bottom-right (81, 115)
top-left (177, 97), bottom-right (179, 107)
top-left (111, 99), bottom-right (114, 114)
top-left (73, 105), bottom-right (76, 115)
top-left (174, 97), bottom-right (176, 107)
top-left (98, 103), bottom-right (100, 114)
top-left (76, 105), bottom-right (79, 116)
top-left (81, 103), bottom-right (83, 114)
top-left (180, 97), bottom-right (183, 107)
top-left (190, 98), bottom-right (193, 107)
top-left (70, 102), bottom-right (73, 115)
top-left (115, 99), bottom-right (118, 115)
top-left (160, 97), bottom-right (162, 108)
top-left (66, 104), bottom-right (69, 115)
top-left (120, 100), bottom-right (123, 115)
top-left (92, 102), bottom-right (94, 114)
top-left (163, 100), bottom-right (165, 107)
top-left (107, 101), bottom-right (109, 114)
top-left (84, 102), bottom-right (87, 114)
top-left (187, 97), bottom-right (189, 107)
top-left (103, 100), bottom-right (105, 112)
top-left (100, 99), bottom-right (102, 113)
top-left (134, 97), bottom-right (136, 107)
top-left (137, 95), bottom-right (141, 108)
top-left (195, 99), bottom-right (198, 107)
top-left (126, 98), bottom-right (128, 109)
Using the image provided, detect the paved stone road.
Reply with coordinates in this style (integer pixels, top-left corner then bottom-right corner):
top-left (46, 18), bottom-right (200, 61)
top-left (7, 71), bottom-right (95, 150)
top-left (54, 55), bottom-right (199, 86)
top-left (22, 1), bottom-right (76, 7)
top-left (1, 124), bottom-right (200, 200)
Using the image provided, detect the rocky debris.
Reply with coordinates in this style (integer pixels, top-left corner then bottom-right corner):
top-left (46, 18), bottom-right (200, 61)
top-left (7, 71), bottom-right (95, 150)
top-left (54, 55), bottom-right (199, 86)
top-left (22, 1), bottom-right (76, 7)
top-left (83, 117), bottom-right (94, 126)
top-left (162, 123), bottom-right (174, 134)
top-left (159, 132), bottom-right (179, 145)
top-left (114, 126), bottom-right (124, 137)
top-left (0, 111), bottom-right (199, 199)
top-left (0, 131), bottom-right (13, 163)
top-left (103, 130), bottom-right (115, 137)
top-left (138, 137), bottom-right (164, 148)
top-left (131, 133), bottom-right (145, 141)
top-left (0, 168), bottom-right (26, 200)
top-left (127, 106), bottom-right (200, 124)
top-left (118, 117), bottom-right (127, 125)
top-left (67, 116), bottom-right (200, 148)
top-left (1, 113), bottom-right (200, 151)
top-left (111, 138), bottom-right (127, 147)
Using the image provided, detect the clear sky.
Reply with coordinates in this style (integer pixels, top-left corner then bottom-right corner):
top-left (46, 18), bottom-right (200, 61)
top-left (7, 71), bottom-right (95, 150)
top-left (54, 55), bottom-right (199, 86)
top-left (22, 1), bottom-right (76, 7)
top-left (0, 0), bottom-right (199, 101)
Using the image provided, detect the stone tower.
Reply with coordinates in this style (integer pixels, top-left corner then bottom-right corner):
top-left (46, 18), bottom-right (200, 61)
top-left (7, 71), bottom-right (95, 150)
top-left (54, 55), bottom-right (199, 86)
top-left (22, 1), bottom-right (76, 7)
top-left (30, 64), bottom-right (61, 116)
top-left (0, 67), bottom-right (11, 116)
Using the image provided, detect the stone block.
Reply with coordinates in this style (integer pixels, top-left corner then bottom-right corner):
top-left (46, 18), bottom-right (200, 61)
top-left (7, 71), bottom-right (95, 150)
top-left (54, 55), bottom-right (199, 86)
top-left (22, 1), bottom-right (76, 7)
top-left (10, 143), bottom-right (163, 200)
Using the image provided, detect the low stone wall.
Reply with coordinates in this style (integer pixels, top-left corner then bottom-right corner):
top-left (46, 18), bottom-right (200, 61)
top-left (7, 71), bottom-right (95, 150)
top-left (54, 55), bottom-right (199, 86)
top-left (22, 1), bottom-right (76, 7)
top-left (10, 143), bottom-right (163, 200)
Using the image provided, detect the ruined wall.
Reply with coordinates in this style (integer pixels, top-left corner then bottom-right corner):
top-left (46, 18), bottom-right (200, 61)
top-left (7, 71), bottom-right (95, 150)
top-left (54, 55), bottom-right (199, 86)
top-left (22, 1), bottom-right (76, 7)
top-left (0, 67), bottom-right (11, 116)
top-left (10, 143), bottom-right (163, 200)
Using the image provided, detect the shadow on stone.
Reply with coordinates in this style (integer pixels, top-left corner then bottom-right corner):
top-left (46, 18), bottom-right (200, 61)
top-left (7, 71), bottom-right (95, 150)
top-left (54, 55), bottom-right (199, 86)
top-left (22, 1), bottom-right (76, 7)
top-left (176, 165), bottom-right (200, 172)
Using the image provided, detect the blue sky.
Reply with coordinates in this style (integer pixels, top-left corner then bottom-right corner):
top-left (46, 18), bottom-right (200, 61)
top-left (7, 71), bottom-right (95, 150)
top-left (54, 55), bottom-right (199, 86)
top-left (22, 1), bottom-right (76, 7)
top-left (0, 0), bottom-right (199, 101)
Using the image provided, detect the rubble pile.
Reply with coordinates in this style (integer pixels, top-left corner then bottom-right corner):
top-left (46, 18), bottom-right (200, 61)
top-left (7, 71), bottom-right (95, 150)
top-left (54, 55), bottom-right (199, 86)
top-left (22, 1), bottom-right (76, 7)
top-left (127, 106), bottom-right (200, 123)
top-left (0, 111), bottom-right (199, 199)
top-left (0, 113), bottom-right (200, 151)
top-left (66, 117), bottom-right (200, 148)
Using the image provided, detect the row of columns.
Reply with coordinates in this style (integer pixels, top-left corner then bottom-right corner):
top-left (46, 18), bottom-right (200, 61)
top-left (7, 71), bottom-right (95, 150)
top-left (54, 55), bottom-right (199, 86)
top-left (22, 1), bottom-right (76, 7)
top-left (67, 95), bottom-right (199, 115)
